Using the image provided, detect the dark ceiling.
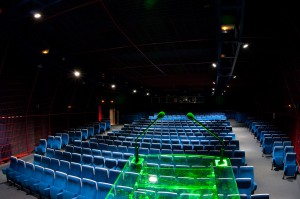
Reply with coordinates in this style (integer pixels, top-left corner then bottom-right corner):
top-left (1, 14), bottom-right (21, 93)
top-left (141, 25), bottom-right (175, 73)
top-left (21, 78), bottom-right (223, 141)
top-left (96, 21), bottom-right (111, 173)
top-left (0, 0), bottom-right (300, 100)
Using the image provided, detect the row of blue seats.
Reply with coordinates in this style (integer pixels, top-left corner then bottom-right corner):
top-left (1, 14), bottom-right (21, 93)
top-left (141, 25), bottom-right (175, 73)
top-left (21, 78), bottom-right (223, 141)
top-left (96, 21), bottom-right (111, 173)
top-left (3, 156), bottom-right (114, 199)
top-left (262, 138), bottom-right (292, 156)
top-left (45, 146), bottom-right (247, 167)
top-left (73, 139), bottom-right (239, 151)
top-left (32, 155), bottom-right (125, 182)
top-left (121, 126), bottom-right (233, 133)
top-left (42, 150), bottom-right (128, 169)
top-left (107, 131), bottom-right (236, 139)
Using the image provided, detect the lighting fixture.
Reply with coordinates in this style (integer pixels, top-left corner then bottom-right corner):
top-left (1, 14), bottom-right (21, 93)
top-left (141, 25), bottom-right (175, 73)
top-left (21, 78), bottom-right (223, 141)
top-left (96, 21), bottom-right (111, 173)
top-left (243, 43), bottom-right (249, 49)
top-left (133, 89), bottom-right (137, 93)
top-left (74, 70), bottom-right (81, 77)
top-left (221, 24), bottom-right (235, 31)
top-left (111, 84), bottom-right (116, 89)
top-left (212, 63), bottom-right (217, 68)
top-left (41, 49), bottom-right (49, 54)
top-left (33, 12), bottom-right (42, 19)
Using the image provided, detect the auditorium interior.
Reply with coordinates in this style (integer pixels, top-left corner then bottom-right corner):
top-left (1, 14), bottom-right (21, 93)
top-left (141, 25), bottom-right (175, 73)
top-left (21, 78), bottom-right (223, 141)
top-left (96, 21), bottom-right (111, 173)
top-left (0, 1), bottom-right (299, 199)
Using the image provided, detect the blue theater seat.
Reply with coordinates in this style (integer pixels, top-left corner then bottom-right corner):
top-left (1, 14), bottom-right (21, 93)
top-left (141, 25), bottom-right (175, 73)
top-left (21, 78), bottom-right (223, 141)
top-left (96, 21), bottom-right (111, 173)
top-left (72, 153), bottom-right (82, 163)
top-left (105, 159), bottom-right (117, 170)
top-left (283, 153), bottom-right (298, 179)
top-left (82, 154), bottom-right (93, 166)
top-left (262, 137), bottom-right (273, 156)
top-left (234, 150), bottom-right (246, 166)
top-left (76, 178), bottom-right (97, 199)
top-left (36, 168), bottom-right (55, 196)
top-left (74, 146), bottom-right (82, 154)
top-left (81, 141), bottom-right (90, 148)
top-left (179, 193), bottom-right (201, 199)
top-left (47, 136), bottom-right (55, 149)
top-left (96, 182), bottom-right (113, 199)
top-left (62, 133), bottom-right (69, 147)
top-left (57, 175), bottom-right (82, 199)
top-left (81, 165), bottom-right (95, 180)
top-left (54, 150), bottom-right (63, 160)
top-left (33, 154), bottom-right (42, 165)
top-left (94, 156), bottom-right (105, 168)
top-left (272, 146), bottom-right (284, 170)
top-left (69, 162), bottom-right (82, 178)
top-left (236, 178), bottom-right (252, 198)
top-left (284, 146), bottom-right (294, 157)
top-left (10, 159), bottom-right (26, 185)
top-left (112, 152), bottom-right (123, 160)
top-left (46, 148), bottom-right (55, 158)
top-left (53, 136), bottom-right (62, 150)
top-left (62, 152), bottom-right (72, 162)
top-left (94, 167), bottom-right (109, 183)
top-left (102, 150), bottom-right (112, 158)
top-left (35, 139), bottom-right (47, 155)
top-left (92, 149), bottom-right (102, 156)
top-left (23, 165), bottom-right (44, 192)
top-left (49, 171), bottom-right (68, 199)
top-left (82, 148), bottom-right (92, 155)
top-left (49, 158), bottom-right (60, 171)
top-left (90, 142), bottom-right (98, 149)
top-left (16, 162), bottom-right (34, 188)
top-left (107, 169), bottom-right (121, 184)
top-left (41, 156), bottom-right (51, 168)
top-left (59, 160), bottom-right (70, 174)
top-left (239, 166), bottom-right (257, 193)
top-left (116, 160), bottom-right (128, 171)
top-left (81, 129), bottom-right (89, 140)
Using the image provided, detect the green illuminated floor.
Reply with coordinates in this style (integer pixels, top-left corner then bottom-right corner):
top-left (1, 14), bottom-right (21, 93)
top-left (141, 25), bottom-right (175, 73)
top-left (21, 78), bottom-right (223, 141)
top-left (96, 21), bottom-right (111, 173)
top-left (106, 155), bottom-right (240, 199)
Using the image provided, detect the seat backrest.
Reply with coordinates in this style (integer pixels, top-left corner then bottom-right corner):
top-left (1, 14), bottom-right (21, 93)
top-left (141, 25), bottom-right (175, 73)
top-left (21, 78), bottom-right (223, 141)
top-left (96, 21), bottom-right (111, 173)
top-left (273, 146), bottom-right (284, 156)
top-left (236, 178), bottom-right (252, 196)
top-left (54, 171), bottom-right (68, 188)
top-left (82, 154), bottom-right (93, 165)
top-left (25, 162), bottom-right (35, 177)
top-left (107, 170), bottom-right (121, 184)
top-left (81, 165), bottom-right (94, 180)
top-left (43, 168), bottom-right (55, 185)
top-left (54, 136), bottom-right (62, 149)
top-left (33, 154), bottom-right (42, 165)
top-left (69, 162), bottom-right (82, 177)
top-left (80, 178), bottom-right (97, 199)
top-left (66, 175), bottom-right (82, 195)
top-left (284, 153), bottom-right (296, 165)
top-left (59, 160), bottom-right (70, 174)
top-left (250, 194), bottom-right (270, 199)
top-left (41, 156), bottom-right (51, 168)
top-left (40, 139), bottom-right (47, 147)
top-left (72, 153), bottom-right (82, 163)
top-left (97, 182), bottom-right (113, 199)
top-left (34, 165), bottom-right (44, 180)
top-left (49, 158), bottom-right (60, 171)
top-left (284, 146), bottom-right (294, 156)
top-left (62, 133), bottom-right (69, 146)
top-left (94, 167), bottom-right (109, 183)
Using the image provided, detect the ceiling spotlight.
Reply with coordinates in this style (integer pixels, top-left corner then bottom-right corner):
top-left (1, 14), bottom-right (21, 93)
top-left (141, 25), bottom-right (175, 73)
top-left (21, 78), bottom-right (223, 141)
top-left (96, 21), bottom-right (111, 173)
top-left (74, 70), bottom-right (81, 77)
top-left (227, 85), bottom-right (230, 88)
top-left (212, 88), bottom-right (215, 91)
top-left (146, 92), bottom-right (150, 96)
top-left (233, 75), bottom-right (237, 79)
top-left (221, 24), bottom-right (235, 31)
top-left (33, 12), bottom-right (42, 19)
top-left (41, 49), bottom-right (49, 54)
top-left (101, 100), bottom-right (105, 103)
top-left (133, 89), bottom-right (137, 93)
top-left (243, 43), bottom-right (249, 49)
top-left (212, 63), bottom-right (217, 68)
top-left (110, 100), bottom-right (114, 104)
top-left (111, 84), bottom-right (116, 89)
top-left (213, 82), bottom-right (216, 85)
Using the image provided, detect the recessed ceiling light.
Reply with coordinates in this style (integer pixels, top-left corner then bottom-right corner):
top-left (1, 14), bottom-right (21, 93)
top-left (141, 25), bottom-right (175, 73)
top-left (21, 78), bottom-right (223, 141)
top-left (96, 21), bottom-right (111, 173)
top-left (243, 43), bottom-right (249, 49)
top-left (74, 70), bottom-right (80, 77)
top-left (213, 82), bottom-right (216, 85)
top-left (212, 63), bottom-right (217, 68)
top-left (133, 89), bottom-right (137, 93)
top-left (111, 84), bottom-right (116, 89)
top-left (221, 24), bottom-right (235, 31)
top-left (233, 75), bottom-right (237, 79)
top-left (212, 88), bottom-right (215, 91)
top-left (33, 12), bottom-right (42, 19)
top-left (41, 49), bottom-right (49, 54)
top-left (146, 92), bottom-right (150, 96)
